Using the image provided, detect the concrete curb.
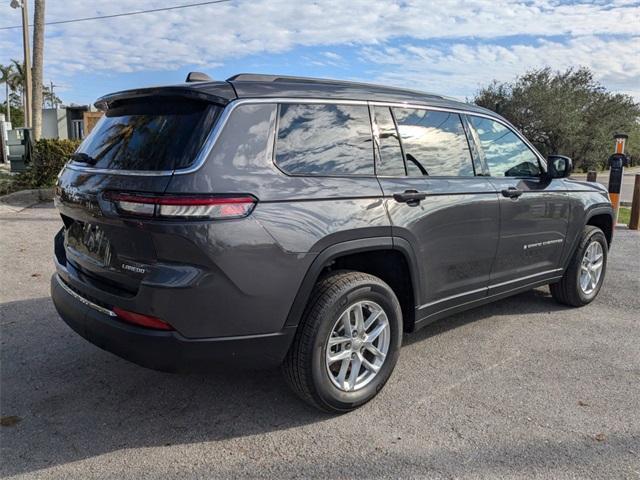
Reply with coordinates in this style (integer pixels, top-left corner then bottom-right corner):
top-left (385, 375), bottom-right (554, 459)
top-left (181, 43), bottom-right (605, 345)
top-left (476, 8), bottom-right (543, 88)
top-left (0, 188), bottom-right (54, 213)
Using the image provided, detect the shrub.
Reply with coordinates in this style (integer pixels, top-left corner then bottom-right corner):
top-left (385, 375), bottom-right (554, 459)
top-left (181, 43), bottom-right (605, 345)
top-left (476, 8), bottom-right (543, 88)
top-left (7, 138), bottom-right (81, 194)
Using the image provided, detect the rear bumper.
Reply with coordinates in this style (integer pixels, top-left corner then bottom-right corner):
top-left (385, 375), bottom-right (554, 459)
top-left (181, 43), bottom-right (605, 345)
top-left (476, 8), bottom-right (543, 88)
top-left (51, 274), bottom-right (296, 372)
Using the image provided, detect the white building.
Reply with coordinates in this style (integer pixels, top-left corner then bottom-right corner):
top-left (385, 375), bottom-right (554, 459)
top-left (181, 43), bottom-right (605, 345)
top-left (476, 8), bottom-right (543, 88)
top-left (41, 105), bottom-right (93, 140)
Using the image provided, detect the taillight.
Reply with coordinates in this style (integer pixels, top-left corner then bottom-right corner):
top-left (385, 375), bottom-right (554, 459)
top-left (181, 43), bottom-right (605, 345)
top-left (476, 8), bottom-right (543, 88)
top-left (105, 193), bottom-right (257, 220)
top-left (113, 307), bottom-right (174, 331)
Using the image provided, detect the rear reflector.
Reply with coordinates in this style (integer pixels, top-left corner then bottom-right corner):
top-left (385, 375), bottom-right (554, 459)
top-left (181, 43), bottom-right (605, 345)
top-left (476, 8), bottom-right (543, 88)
top-left (105, 193), bottom-right (257, 220)
top-left (113, 307), bottom-right (174, 331)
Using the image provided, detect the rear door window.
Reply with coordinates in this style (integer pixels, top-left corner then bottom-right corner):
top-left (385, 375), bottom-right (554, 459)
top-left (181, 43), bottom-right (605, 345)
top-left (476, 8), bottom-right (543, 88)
top-left (74, 98), bottom-right (221, 171)
top-left (372, 106), bottom-right (405, 176)
top-left (468, 115), bottom-right (541, 177)
top-left (275, 103), bottom-right (374, 176)
top-left (393, 108), bottom-right (474, 177)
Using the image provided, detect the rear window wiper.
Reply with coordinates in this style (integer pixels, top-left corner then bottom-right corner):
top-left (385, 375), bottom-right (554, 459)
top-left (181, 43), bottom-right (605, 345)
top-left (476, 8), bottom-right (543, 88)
top-left (71, 152), bottom-right (97, 165)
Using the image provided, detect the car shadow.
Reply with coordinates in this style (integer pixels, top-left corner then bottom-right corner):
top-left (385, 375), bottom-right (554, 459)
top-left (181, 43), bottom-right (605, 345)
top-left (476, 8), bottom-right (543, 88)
top-left (1, 287), bottom-right (564, 476)
top-left (403, 287), bottom-right (565, 346)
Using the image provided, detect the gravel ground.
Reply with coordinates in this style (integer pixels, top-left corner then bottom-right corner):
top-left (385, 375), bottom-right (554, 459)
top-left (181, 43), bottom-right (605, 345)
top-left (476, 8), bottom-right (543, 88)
top-left (1, 202), bottom-right (639, 479)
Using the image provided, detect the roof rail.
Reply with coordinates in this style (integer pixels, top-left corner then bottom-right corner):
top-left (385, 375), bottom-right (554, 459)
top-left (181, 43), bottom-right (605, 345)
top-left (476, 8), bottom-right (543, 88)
top-left (226, 73), bottom-right (287, 82)
top-left (226, 73), bottom-right (446, 100)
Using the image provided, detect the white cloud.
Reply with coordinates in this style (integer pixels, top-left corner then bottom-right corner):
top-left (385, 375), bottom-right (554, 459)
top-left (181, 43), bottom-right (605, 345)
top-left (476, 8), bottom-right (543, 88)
top-left (322, 52), bottom-right (342, 61)
top-left (0, 0), bottom-right (639, 99)
top-left (360, 35), bottom-right (640, 99)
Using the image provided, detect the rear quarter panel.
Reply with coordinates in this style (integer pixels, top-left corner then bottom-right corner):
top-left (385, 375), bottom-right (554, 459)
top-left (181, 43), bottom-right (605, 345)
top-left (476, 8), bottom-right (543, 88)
top-left (164, 102), bottom-right (390, 335)
top-left (166, 102), bottom-right (390, 252)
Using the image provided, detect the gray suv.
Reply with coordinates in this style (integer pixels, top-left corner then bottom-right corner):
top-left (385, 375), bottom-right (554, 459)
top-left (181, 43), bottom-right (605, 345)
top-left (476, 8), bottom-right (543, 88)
top-left (51, 73), bottom-right (614, 412)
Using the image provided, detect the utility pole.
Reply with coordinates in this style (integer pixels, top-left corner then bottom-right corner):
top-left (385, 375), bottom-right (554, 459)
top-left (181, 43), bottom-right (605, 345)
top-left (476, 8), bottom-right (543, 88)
top-left (10, 0), bottom-right (32, 128)
top-left (49, 81), bottom-right (61, 108)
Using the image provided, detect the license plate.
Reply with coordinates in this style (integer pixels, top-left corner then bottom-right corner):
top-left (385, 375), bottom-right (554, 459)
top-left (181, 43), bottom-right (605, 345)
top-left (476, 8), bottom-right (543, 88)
top-left (65, 222), bottom-right (112, 266)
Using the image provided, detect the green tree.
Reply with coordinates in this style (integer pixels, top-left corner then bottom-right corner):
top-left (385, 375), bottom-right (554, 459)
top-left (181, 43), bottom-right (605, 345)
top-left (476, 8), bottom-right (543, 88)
top-left (2, 58), bottom-right (61, 128)
top-left (0, 104), bottom-right (24, 127)
top-left (474, 67), bottom-right (640, 171)
top-left (0, 63), bottom-right (14, 124)
top-left (0, 61), bottom-right (24, 127)
top-left (8, 59), bottom-right (26, 126)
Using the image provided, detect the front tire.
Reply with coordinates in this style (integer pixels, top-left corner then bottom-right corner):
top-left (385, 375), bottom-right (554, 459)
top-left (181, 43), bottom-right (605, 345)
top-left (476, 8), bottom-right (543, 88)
top-left (283, 271), bottom-right (402, 413)
top-left (550, 225), bottom-right (608, 307)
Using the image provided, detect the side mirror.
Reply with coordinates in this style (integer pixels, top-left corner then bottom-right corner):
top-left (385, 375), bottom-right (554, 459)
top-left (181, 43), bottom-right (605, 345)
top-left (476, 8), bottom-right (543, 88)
top-left (547, 155), bottom-right (573, 178)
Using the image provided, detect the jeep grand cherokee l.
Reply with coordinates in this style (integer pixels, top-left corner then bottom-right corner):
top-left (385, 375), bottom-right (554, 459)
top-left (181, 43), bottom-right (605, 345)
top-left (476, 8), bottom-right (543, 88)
top-left (51, 73), bottom-right (614, 412)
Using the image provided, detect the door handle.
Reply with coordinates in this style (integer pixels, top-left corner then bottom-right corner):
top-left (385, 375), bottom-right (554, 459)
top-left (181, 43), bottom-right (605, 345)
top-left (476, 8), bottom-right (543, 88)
top-left (501, 187), bottom-right (523, 199)
top-left (393, 190), bottom-right (427, 205)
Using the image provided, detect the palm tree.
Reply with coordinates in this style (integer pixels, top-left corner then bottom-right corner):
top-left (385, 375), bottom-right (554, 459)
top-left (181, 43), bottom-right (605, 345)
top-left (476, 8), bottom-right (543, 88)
top-left (8, 92), bottom-right (22, 109)
top-left (0, 63), bottom-right (14, 124)
top-left (32, 0), bottom-right (45, 139)
top-left (9, 59), bottom-right (26, 122)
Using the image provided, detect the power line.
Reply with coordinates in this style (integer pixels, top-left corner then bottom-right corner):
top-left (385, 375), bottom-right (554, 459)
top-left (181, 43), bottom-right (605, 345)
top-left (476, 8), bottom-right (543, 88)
top-left (0, 0), bottom-right (233, 31)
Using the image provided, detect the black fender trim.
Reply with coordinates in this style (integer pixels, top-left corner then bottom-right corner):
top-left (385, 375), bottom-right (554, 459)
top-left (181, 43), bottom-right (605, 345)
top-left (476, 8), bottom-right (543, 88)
top-left (284, 237), bottom-right (420, 327)
top-left (585, 205), bottom-right (615, 234)
top-left (585, 204), bottom-right (614, 219)
top-left (391, 237), bottom-right (422, 309)
top-left (562, 204), bottom-right (614, 270)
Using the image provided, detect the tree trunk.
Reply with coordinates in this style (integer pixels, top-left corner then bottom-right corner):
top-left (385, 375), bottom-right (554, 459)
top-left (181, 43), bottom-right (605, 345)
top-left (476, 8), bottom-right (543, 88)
top-left (21, 86), bottom-right (26, 127)
top-left (5, 82), bottom-right (10, 125)
top-left (31, 0), bottom-right (45, 140)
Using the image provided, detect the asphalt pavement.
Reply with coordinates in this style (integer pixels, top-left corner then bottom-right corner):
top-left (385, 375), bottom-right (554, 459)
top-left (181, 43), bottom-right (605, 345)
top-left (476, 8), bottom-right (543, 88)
top-left (1, 203), bottom-right (639, 479)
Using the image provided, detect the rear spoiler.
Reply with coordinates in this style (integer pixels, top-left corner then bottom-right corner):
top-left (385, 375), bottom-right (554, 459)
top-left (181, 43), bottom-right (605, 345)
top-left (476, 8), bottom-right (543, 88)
top-left (94, 82), bottom-right (237, 111)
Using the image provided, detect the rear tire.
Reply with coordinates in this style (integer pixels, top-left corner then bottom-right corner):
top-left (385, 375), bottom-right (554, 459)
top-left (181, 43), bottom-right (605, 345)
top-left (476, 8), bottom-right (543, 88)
top-left (282, 271), bottom-right (402, 413)
top-left (550, 225), bottom-right (607, 307)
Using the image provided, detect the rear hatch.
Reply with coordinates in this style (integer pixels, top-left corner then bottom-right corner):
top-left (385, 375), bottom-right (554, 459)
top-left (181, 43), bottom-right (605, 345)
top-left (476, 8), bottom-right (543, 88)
top-left (55, 94), bottom-right (225, 294)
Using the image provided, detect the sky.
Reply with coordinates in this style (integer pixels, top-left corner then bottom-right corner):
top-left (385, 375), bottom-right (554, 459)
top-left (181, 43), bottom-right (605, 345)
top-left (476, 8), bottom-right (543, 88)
top-left (0, 0), bottom-right (639, 106)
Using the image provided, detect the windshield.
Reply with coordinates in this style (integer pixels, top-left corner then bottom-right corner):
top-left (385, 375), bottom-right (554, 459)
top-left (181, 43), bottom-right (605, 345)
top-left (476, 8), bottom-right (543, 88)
top-left (74, 98), bottom-right (221, 171)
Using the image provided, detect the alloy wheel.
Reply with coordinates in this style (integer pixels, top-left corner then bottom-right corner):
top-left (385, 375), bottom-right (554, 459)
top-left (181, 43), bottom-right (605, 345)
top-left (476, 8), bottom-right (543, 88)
top-left (325, 300), bottom-right (391, 392)
top-left (579, 240), bottom-right (604, 295)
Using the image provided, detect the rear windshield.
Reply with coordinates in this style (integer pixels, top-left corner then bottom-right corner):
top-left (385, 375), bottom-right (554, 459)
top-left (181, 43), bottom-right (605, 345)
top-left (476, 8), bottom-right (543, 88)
top-left (74, 98), bottom-right (221, 171)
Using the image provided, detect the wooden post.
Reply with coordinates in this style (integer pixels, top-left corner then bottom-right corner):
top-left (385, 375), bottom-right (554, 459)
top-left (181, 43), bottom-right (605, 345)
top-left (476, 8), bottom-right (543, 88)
top-left (629, 174), bottom-right (640, 230)
top-left (587, 171), bottom-right (597, 182)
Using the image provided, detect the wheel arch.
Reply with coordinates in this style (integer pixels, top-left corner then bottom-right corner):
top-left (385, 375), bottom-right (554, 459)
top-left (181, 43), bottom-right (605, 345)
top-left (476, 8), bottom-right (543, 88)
top-left (284, 237), bottom-right (421, 332)
top-left (561, 205), bottom-right (614, 271)
top-left (585, 208), bottom-right (614, 246)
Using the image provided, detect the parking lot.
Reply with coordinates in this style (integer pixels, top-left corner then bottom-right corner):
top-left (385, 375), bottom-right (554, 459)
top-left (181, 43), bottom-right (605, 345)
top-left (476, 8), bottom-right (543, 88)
top-left (1, 202), bottom-right (639, 479)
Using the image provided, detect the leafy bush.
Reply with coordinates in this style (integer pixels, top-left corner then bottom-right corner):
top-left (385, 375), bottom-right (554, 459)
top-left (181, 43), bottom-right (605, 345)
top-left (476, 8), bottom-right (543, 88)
top-left (3, 138), bottom-right (81, 195)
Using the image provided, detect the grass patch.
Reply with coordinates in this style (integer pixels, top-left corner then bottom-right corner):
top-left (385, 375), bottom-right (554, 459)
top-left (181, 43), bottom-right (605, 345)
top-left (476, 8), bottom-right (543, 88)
top-left (617, 207), bottom-right (631, 225)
